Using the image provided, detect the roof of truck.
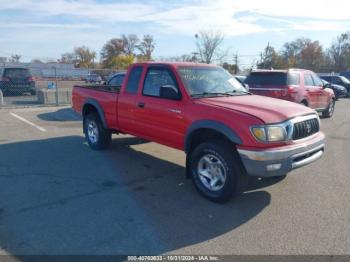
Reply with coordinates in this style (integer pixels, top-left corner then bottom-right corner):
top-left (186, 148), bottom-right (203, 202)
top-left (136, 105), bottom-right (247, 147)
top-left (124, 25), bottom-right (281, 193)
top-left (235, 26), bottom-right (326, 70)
top-left (133, 61), bottom-right (217, 67)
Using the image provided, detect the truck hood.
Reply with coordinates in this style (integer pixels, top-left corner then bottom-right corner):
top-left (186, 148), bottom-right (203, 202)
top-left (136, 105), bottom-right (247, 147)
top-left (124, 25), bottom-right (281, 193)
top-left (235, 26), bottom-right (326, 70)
top-left (195, 95), bottom-right (316, 124)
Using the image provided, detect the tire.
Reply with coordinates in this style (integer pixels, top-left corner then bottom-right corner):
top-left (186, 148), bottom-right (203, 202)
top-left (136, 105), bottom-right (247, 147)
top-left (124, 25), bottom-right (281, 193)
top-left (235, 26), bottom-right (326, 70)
top-left (322, 99), bottom-right (335, 118)
top-left (189, 139), bottom-right (247, 203)
top-left (84, 113), bottom-right (111, 150)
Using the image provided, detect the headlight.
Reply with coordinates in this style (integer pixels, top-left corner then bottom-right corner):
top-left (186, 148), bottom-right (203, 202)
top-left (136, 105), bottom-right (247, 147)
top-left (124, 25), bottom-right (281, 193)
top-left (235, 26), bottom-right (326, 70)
top-left (251, 125), bottom-right (287, 142)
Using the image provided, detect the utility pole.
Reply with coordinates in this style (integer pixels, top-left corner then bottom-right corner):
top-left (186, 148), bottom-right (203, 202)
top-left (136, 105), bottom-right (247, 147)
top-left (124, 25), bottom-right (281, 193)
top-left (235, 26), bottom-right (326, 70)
top-left (234, 52), bottom-right (239, 74)
top-left (53, 66), bottom-right (58, 106)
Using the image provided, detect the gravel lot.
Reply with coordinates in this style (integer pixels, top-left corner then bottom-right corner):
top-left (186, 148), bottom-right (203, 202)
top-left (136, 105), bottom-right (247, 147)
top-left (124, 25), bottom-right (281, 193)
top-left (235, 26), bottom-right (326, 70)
top-left (0, 99), bottom-right (349, 256)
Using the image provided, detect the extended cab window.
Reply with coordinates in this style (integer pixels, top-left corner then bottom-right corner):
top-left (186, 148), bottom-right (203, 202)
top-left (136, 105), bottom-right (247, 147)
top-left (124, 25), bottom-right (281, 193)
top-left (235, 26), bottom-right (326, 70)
top-left (143, 68), bottom-right (178, 97)
top-left (125, 66), bottom-right (143, 94)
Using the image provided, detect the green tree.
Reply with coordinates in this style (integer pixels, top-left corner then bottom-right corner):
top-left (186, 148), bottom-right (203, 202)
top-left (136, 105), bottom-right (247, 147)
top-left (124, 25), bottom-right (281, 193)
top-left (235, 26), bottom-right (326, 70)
top-left (281, 38), bottom-right (326, 71)
top-left (109, 55), bottom-right (135, 70)
top-left (100, 38), bottom-right (125, 67)
top-left (258, 44), bottom-right (284, 69)
top-left (73, 46), bottom-right (96, 68)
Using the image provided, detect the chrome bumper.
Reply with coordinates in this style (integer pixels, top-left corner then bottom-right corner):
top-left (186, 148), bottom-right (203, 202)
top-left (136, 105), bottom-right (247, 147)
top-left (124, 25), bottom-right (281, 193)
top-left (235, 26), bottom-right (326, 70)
top-left (237, 133), bottom-right (325, 177)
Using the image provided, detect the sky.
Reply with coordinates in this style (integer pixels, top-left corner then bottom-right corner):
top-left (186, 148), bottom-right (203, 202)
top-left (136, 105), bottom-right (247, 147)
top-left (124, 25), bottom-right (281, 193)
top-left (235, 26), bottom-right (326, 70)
top-left (0, 0), bottom-right (350, 67)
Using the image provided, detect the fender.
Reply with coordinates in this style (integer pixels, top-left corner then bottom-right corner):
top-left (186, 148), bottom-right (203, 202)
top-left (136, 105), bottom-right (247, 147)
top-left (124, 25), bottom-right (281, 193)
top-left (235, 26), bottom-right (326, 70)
top-left (184, 120), bottom-right (242, 154)
top-left (82, 98), bottom-right (108, 128)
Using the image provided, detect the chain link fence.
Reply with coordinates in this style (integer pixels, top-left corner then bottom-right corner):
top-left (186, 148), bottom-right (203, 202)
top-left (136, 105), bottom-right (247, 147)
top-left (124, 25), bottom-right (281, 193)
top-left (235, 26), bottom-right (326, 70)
top-left (0, 64), bottom-right (118, 108)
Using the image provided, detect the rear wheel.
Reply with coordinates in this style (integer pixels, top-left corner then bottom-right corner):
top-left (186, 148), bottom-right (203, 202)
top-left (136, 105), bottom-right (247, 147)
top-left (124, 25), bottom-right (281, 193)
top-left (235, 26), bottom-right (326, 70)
top-left (322, 99), bottom-right (335, 118)
top-left (189, 140), bottom-right (247, 202)
top-left (84, 113), bottom-right (111, 150)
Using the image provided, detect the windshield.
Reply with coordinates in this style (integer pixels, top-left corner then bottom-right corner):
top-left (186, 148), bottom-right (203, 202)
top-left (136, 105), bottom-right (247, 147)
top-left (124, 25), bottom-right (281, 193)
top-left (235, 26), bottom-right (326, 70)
top-left (339, 76), bottom-right (350, 84)
top-left (177, 66), bottom-right (247, 97)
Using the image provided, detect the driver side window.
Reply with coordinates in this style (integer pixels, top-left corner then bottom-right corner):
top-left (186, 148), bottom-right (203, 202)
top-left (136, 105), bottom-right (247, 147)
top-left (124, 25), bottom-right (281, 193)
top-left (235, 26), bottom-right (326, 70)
top-left (143, 68), bottom-right (178, 97)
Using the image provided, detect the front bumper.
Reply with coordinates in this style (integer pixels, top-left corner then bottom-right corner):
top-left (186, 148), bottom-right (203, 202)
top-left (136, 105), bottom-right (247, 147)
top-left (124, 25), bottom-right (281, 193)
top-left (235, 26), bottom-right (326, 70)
top-left (237, 132), bottom-right (325, 177)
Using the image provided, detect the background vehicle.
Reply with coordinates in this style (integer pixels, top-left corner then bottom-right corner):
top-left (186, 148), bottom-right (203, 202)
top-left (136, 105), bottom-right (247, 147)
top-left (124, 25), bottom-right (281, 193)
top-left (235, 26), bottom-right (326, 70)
top-left (340, 72), bottom-right (350, 80)
top-left (235, 75), bottom-right (246, 85)
top-left (245, 69), bottom-right (336, 118)
top-left (319, 75), bottom-right (350, 97)
top-left (234, 75), bottom-right (249, 90)
top-left (0, 67), bottom-right (36, 96)
top-left (320, 79), bottom-right (347, 100)
top-left (106, 71), bottom-right (126, 86)
top-left (85, 74), bottom-right (103, 84)
top-left (73, 62), bottom-right (325, 202)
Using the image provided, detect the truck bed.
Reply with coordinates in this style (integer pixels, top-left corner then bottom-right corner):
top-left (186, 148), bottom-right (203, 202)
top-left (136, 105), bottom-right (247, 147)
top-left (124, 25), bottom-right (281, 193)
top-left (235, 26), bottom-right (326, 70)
top-left (72, 85), bottom-right (119, 129)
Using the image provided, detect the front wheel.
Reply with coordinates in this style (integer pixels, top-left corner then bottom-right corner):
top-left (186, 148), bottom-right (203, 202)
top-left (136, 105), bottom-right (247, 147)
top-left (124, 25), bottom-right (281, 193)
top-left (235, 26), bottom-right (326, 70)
top-left (84, 113), bottom-right (111, 150)
top-left (189, 140), bottom-right (247, 202)
top-left (322, 99), bottom-right (335, 118)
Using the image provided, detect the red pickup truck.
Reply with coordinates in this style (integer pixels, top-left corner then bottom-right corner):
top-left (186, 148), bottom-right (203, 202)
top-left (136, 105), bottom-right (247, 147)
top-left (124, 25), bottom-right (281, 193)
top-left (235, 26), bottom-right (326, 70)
top-left (73, 62), bottom-right (325, 202)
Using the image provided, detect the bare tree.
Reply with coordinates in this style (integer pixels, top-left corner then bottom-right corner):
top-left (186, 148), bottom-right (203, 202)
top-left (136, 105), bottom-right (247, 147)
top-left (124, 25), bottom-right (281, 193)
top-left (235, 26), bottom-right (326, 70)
top-left (59, 52), bottom-right (77, 64)
top-left (137, 35), bottom-right (155, 61)
top-left (327, 32), bottom-right (350, 71)
top-left (9, 54), bottom-right (21, 63)
top-left (195, 31), bottom-right (224, 64)
top-left (122, 34), bottom-right (139, 56)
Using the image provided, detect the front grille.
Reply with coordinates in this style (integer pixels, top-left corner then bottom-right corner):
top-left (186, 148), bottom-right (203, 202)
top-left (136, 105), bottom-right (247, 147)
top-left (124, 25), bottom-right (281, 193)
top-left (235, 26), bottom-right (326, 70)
top-left (293, 118), bottom-right (319, 140)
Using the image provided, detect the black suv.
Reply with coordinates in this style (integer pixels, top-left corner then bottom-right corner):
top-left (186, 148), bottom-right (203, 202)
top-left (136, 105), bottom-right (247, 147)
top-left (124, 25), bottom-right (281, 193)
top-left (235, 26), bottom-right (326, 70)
top-left (0, 68), bottom-right (36, 96)
top-left (319, 75), bottom-right (350, 97)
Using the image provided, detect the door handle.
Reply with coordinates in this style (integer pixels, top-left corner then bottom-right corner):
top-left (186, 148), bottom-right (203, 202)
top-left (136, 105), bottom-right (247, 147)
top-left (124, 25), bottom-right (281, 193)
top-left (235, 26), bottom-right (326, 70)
top-left (138, 102), bottom-right (145, 108)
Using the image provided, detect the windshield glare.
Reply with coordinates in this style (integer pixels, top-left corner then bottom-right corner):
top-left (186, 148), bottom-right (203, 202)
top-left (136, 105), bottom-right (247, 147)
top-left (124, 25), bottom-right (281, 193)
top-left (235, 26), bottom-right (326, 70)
top-left (340, 76), bottom-right (350, 84)
top-left (177, 66), bottom-right (246, 96)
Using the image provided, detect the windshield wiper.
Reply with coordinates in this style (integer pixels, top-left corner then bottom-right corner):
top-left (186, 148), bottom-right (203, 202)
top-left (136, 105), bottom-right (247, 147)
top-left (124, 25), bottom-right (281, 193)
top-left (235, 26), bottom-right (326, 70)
top-left (191, 90), bottom-right (251, 98)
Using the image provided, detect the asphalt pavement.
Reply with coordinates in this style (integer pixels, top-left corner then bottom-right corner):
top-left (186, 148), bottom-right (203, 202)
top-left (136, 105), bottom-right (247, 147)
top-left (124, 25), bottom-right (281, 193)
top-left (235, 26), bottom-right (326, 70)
top-left (0, 100), bottom-right (349, 256)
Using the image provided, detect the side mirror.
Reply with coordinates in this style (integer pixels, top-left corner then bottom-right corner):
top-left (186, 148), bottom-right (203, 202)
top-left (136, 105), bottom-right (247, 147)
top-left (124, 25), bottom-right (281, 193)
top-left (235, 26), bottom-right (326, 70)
top-left (160, 85), bottom-right (181, 100)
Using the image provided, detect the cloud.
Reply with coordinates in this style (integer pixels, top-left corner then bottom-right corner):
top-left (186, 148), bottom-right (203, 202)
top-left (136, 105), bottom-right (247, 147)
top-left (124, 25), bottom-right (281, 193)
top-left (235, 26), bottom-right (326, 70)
top-left (1, 0), bottom-right (348, 37)
top-left (1, 0), bottom-right (350, 60)
top-left (0, 23), bottom-right (98, 29)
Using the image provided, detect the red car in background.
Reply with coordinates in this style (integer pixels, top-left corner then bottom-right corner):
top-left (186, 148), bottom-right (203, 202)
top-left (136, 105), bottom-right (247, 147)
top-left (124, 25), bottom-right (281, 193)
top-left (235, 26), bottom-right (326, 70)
top-left (245, 69), bottom-right (336, 118)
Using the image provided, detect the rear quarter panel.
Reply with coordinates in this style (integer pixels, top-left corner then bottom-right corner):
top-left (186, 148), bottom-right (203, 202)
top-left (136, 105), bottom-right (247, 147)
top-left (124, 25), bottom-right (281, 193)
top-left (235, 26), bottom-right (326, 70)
top-left (72, 86), bottom-right (118, 129)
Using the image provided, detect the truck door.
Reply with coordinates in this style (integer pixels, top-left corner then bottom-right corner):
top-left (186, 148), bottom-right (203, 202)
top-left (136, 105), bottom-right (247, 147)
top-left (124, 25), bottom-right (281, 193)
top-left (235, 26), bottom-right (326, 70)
top-left (133, 66), bottom-right (186, 149)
